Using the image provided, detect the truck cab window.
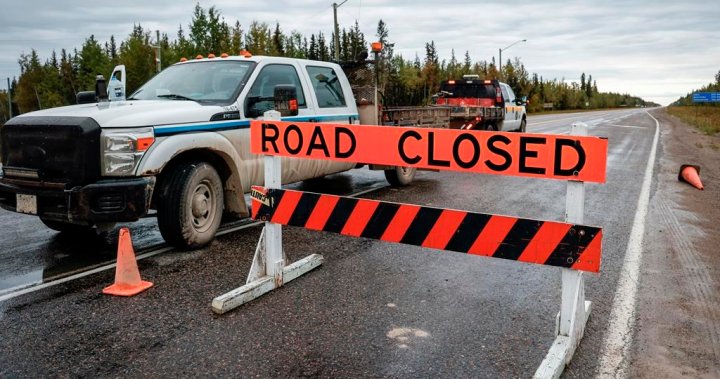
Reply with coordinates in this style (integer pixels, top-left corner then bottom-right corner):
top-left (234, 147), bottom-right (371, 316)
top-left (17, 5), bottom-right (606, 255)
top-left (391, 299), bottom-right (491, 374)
top-left (506, 86), bottom-right (517, 103)
top-left (306, 66), bottom-right (347, 108)
top-left (245, 64), bottom-right (306, 118)
top-left (501, 85), bottom-right (512, 103)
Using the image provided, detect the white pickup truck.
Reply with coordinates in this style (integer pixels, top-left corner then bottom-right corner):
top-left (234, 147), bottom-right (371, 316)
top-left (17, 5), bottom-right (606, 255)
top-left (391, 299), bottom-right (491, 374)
top-left (0, 54), bottom-right (419, 248)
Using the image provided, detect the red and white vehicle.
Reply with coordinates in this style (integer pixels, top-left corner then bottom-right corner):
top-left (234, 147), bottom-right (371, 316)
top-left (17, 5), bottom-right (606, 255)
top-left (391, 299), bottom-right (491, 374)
top-left (433, 75), bottom-right (527, 132)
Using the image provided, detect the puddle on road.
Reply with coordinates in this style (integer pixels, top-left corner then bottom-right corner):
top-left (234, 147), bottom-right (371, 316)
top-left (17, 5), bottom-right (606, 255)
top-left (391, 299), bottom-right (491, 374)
top-left (0, 217), bottom-right (163, 294)
top-left (387, 327), bottom-right (431, 349)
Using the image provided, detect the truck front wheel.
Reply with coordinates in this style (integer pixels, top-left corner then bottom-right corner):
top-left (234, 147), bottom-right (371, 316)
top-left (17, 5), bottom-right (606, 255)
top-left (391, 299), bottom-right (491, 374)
top-left (384, 166), bottom-right (416, 186)
top-left (157, 161), bottom-right (224, 249)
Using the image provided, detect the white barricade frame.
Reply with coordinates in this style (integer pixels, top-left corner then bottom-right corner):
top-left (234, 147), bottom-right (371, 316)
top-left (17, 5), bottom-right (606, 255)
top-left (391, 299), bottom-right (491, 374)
top-left (212, 111), bottom-right (598, 378)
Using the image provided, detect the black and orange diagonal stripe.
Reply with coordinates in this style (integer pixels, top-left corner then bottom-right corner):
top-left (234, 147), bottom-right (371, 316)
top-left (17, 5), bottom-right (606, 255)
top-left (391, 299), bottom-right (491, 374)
top-left (250, 186), bottom-right (602, 273)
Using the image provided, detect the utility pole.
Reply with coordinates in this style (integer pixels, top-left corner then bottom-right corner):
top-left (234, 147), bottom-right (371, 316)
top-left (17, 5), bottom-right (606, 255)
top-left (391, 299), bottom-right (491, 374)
top-left (333, 0), bottom-right (349, 62)
top-left (6, 77), bottom-right (11, 118)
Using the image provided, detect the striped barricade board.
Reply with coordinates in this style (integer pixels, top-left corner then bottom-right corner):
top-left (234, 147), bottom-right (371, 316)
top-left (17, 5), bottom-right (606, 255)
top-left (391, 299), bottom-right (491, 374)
top-left (250, 186), bottom-right (601, 273)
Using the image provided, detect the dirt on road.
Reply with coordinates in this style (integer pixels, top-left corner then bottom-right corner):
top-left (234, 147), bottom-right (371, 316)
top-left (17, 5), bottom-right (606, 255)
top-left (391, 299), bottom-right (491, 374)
top-left (630, 108), bottom-right (720, 378)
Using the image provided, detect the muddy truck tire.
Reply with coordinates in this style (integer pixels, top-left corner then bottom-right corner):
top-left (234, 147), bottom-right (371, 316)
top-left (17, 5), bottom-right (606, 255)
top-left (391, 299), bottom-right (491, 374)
top-left (157, 161), bottom-right (224, 249)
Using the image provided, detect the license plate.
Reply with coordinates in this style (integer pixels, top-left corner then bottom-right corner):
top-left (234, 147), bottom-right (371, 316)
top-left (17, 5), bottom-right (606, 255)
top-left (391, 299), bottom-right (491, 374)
top-left (16, 194), bottom-right (38, 215)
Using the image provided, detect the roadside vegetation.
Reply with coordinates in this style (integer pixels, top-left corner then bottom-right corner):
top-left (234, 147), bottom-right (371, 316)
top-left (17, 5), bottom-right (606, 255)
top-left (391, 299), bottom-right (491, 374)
top-left (667, 106), bottom-right (720, 135)
top-left (668, 70), bottom-right (720, 135)
top-left (0, 4), bottom-right (658, 122)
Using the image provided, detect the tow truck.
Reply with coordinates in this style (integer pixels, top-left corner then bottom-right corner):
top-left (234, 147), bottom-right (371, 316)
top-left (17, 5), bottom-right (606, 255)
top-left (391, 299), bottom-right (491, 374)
top-left (433, 75), bottom-right (527, 132)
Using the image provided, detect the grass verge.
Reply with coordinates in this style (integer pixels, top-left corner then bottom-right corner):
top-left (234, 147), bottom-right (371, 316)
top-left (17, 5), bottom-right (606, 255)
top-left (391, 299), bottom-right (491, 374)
top-left (666, 106), bottom-right (720, 135)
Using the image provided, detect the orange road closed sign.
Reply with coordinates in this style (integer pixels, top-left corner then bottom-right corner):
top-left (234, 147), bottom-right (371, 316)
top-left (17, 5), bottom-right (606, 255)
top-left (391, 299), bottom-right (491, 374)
top-left (250, 121), bottom-right (608, 183)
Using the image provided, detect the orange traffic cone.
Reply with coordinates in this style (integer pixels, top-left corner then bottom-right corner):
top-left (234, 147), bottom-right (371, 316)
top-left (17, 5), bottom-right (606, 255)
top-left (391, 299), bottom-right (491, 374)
top-left (678, 164), bottom-right (704, 190)
top-left (103, 227), bottom-right (153, 296)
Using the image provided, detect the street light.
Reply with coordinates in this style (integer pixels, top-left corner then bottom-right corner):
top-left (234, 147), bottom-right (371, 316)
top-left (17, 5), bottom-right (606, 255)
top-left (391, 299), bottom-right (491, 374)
top-left (498, 39), bottom-right (526, 79)
top-left (333, 0), bottom-right (349, 62)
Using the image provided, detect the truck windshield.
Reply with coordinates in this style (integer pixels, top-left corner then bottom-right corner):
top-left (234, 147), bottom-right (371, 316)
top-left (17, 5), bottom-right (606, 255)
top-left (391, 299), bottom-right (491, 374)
top-left (129, 60), bottom-right (255, 104)
top-left (439, 82), bottom-right (496, 98)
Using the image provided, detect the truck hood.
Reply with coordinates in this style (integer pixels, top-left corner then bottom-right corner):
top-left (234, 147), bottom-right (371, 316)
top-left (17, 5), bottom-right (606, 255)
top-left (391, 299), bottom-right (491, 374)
top-left (10, 100), bottom-right (230, 127)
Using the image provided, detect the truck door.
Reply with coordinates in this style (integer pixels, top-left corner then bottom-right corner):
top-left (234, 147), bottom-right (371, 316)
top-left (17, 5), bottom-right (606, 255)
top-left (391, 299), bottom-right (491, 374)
top-left (500, 83), bottom-right (519, 131)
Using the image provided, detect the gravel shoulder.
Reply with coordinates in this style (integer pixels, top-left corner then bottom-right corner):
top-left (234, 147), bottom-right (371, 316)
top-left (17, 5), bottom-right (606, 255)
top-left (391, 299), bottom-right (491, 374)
top-left (629, 108), bottom-right (720, 378)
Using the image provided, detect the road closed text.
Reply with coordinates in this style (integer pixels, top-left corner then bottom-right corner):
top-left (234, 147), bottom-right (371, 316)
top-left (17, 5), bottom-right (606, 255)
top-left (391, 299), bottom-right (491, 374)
top-left (250, 121), bottom-right (608, 183)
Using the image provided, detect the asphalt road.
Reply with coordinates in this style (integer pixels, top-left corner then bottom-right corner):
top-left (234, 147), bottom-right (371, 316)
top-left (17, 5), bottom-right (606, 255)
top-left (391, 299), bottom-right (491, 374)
top-left (0, 108), bottom-right (706, 377)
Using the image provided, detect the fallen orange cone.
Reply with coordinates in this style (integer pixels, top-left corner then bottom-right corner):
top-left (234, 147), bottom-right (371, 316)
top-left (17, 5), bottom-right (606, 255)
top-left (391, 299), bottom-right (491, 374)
top-left (678, 164), bottom-right (704, 190)
top-left (103, 227), bottom-right (153, 296)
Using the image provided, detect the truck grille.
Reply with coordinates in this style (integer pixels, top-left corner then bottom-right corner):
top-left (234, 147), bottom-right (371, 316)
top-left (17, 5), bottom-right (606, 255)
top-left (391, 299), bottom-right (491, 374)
top-left (1, 116), bottom-right (101, 186)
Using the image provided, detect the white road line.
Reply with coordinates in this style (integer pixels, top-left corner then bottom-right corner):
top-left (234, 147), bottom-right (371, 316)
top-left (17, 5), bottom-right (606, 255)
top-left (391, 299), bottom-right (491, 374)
top-left (530, 115), bottom-right (587, 126)
top-left (596, 111), bottom-right (660, 378)
top-left (609, 124), bottom-right (644, 129)
top-left (0, 247), bottom-right (172, 302)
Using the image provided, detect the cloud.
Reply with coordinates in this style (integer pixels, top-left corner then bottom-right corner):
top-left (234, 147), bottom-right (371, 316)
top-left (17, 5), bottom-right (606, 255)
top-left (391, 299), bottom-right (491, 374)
top-left (0, 0), bottom-right (718, 105)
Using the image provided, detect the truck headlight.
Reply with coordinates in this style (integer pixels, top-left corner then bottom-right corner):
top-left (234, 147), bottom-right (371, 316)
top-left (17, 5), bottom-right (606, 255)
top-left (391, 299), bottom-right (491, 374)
top-left (101, 128), bottom-right (155, 176)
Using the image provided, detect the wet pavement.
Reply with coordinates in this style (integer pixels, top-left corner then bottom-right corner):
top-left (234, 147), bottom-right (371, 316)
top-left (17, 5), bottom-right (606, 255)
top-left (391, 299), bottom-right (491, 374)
top-left (0, 168), bottom-right (386, 296)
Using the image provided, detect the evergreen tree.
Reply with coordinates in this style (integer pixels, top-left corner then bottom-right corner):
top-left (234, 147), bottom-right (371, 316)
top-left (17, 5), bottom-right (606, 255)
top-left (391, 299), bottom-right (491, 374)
top-left (15, 50), bottom-right (43, 112)
top-left (189, 4), bottom-right (209, 53)
top-left (6, 4), bottom-right (657, 114)
top-left (308, 34), bottom-right (318, 60)
top-left (207, 6), bottom-right (226, 54)
top-left (271, 23), bottom-right (285, 56)
top-left (108, 35), bottom-right (118, 63)
top-left (78, 35), bottom-right (111, 91)
top-left (174, 24), bottom-right (194, 60)
top-left (317, 32), bottom-right (329, 61)
top-left (463, 51), bottom-right (471, 73)
top-left (59, 49), bottom-right (77, 103)
top-left (118, 25), bottom-right (155, 94)
top-left (376, 19), bottom-right (395, 99)
top-left (230, 21), bottom-right (243, 54)
top-left (246, 21), bottom-right (270, 55)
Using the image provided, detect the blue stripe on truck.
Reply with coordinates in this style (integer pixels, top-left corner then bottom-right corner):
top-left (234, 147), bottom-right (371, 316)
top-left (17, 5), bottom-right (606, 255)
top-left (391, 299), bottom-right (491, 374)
top-left (154, 114), bottom-right (359, 136)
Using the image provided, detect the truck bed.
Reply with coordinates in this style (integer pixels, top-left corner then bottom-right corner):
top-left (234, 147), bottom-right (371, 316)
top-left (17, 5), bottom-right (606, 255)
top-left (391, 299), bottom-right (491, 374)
top-left (381, 106), bottom-right (451, 129)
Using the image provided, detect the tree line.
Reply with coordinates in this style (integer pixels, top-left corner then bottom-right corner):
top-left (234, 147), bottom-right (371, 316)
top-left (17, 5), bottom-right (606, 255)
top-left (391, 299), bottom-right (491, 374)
top-left (672, 70), bottom-right (720, 106)
top-left (0, 4), bottom-right (658, 122)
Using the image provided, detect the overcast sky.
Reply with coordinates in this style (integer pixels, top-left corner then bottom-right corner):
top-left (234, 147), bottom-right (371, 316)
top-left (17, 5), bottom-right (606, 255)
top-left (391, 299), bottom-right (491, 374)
top-left (1, 0), bottom-right (718, 105)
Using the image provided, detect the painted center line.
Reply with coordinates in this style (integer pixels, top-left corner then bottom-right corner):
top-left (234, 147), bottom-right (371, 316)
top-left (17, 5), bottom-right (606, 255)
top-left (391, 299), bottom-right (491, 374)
top-left (596, 111), bottom-right (660, 378)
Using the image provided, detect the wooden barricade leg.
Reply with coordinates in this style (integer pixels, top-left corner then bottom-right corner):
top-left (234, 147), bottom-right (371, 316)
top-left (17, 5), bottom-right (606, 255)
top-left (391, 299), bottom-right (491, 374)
top-left (535, 122), bottom-right (592, 378)
top-left (211, 111), bottom-right (323, 314)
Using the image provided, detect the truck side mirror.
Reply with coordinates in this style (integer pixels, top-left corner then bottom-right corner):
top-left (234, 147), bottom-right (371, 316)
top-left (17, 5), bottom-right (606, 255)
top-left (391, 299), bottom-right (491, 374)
top-left (95, 75), bottom-right (108, 102)
top-left (76, 91), bottom-right (97, 104)
top-left (274, 85), bottom-right (299, 117)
